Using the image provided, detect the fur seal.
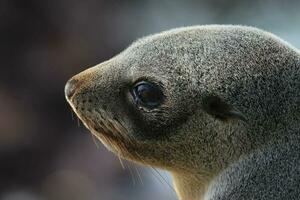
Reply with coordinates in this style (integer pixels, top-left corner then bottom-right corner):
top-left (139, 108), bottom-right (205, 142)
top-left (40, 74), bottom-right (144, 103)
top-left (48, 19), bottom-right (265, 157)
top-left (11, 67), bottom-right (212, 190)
top-left (65, 25), bottom-right (300, 200)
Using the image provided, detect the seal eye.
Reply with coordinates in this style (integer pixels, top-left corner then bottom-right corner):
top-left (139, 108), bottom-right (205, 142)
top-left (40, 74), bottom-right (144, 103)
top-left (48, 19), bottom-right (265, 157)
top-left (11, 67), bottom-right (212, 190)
top-left (131, 81), bottom-right (164, 109)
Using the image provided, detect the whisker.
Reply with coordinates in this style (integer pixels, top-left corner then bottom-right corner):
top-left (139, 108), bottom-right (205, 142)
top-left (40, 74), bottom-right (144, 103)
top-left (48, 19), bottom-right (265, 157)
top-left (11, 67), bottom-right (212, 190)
top-left (113, 120), bottom-right (135, 146)
top-left (133, 151), bottom-right (176, 198)
top-left (82, 111), bottom-right (176, 196)
top-left (148, 167), bottom-right (166, 188)
top-left (91, 134), bottom-right (100, 149)
top-left (118, 155), bottom-right (126, 170)
top-left (134, 165), bottom-right (143, 185)
top-left (105, 137), bottom-right (118, 152)
top-left (126, 162), bottom-right (136, 187)
top-left (151, 167), bottom-right (176, 193)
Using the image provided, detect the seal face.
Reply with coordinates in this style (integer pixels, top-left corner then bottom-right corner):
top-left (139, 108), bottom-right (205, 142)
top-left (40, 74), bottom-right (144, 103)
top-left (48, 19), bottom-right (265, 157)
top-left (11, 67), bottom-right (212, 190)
top-left (65, 25), bottom-right (300, 175)
top-left (64, 56), bottom-right (195, 167)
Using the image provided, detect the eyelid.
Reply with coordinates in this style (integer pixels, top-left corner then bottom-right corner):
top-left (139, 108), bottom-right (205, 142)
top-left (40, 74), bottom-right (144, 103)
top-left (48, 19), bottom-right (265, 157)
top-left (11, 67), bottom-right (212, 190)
top-left (131, 77), bottom-right (166, 96)
top-left (132, 76), bottom-right (163, 87)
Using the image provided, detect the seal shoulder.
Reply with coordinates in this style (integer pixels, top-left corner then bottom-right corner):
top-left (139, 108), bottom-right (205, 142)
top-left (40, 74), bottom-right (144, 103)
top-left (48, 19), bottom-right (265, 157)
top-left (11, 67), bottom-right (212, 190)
top-left (204, 134), bottom-right (300, 200)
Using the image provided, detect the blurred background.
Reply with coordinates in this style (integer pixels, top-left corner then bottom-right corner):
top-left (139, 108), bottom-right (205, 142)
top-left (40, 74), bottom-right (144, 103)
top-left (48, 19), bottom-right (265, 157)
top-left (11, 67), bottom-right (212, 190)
top-left (0, 0), bottom-right (299, 199)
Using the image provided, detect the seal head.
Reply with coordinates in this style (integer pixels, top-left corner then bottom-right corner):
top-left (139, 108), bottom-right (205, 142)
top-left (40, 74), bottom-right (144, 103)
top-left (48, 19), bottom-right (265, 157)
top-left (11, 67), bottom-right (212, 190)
top-left (65, 25), bottom-right (300, 176)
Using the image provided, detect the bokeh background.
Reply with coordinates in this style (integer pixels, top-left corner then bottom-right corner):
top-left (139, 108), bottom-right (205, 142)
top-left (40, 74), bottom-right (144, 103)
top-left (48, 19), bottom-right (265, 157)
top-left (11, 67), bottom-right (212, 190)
top-left (0, 0), bottom-right (299, 199)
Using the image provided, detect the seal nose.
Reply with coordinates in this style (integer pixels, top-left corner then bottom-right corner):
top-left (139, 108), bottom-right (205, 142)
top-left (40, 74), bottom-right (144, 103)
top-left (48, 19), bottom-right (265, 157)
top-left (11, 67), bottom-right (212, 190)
top-left (65, 78), bottom-right (79, 99)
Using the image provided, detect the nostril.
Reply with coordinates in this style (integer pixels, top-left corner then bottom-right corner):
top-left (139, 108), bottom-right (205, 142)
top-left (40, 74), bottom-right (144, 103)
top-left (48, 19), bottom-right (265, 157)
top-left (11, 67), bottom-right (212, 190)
top-left (65, 78), bottom-right (79, 99)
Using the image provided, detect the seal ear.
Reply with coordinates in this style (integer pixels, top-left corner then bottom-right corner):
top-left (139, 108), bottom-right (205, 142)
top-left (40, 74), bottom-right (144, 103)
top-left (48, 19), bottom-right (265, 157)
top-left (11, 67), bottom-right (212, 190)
top-left (202, 96), bottom-right (247, 122)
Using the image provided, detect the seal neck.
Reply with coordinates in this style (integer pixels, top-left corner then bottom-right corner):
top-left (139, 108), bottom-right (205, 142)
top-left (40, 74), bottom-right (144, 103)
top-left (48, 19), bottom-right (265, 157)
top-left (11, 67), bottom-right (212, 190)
top-left (171, 171), bottom-right (213, 200)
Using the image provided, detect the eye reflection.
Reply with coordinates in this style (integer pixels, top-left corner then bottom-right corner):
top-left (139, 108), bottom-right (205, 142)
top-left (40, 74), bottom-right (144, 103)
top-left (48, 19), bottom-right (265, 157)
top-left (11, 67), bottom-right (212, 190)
top-left (131, 81), bottom-right (164, 109)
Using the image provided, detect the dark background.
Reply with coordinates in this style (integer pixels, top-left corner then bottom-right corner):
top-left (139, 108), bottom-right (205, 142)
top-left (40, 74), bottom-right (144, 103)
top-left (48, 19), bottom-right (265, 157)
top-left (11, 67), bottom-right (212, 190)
top-left (0, 0), bottom-right (299, 199)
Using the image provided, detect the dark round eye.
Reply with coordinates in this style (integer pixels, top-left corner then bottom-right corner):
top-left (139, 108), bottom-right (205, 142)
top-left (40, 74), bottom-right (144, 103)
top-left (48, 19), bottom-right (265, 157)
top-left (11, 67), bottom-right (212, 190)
top-left (131, 81), bottom-right (165, 109)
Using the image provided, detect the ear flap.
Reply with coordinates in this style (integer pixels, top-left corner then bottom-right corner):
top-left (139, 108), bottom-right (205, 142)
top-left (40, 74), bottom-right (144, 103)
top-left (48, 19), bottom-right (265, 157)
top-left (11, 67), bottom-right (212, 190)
top-left (202, 96), bottom-right (247, 122)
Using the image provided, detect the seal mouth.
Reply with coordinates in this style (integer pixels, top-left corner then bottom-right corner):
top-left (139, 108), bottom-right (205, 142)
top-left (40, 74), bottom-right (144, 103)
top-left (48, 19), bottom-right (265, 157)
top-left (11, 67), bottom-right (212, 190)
top-left (84, 115), bottom-right (126, 145)
top-left (69, 103), bottom-right (135, 156)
